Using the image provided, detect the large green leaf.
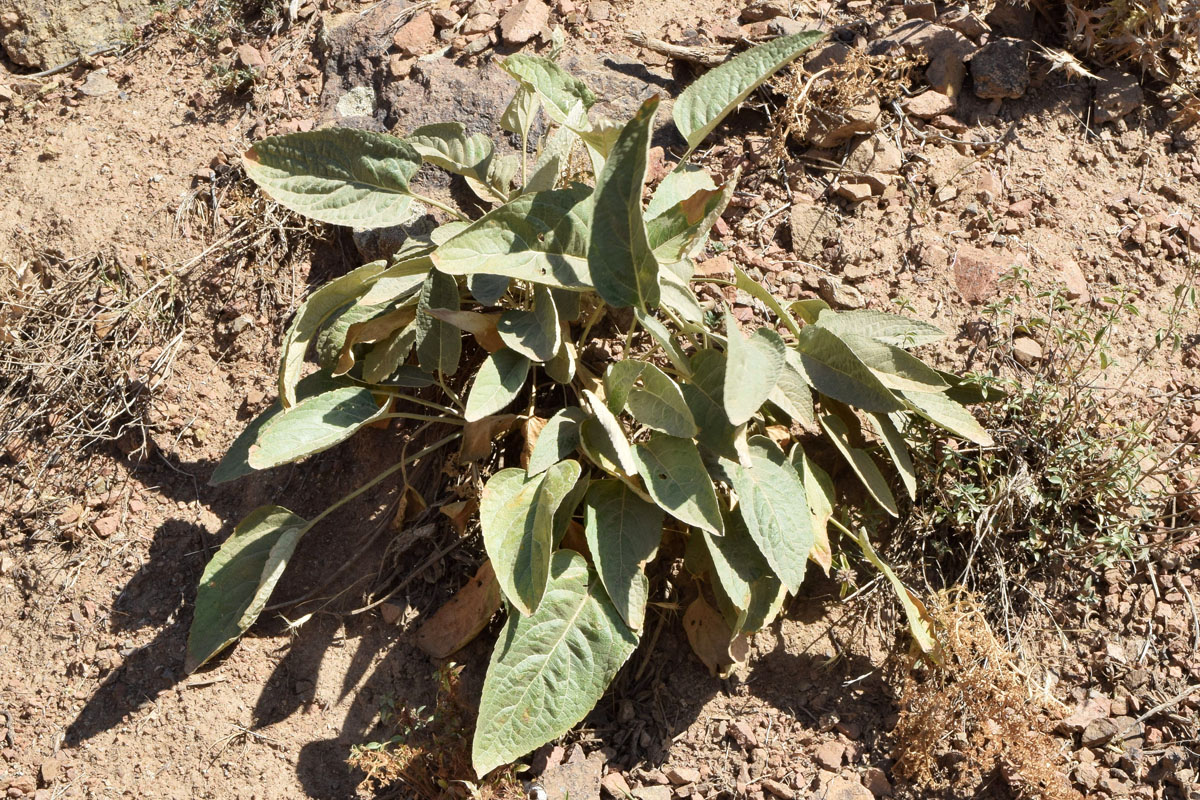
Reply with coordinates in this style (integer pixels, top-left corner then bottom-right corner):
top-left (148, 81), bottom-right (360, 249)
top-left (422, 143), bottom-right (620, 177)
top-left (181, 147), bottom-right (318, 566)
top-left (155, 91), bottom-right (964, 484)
top-left (278, 260), bottom-right (386, 406)
top-left (243, 128), bottom-right (422, 228)
top-left (790, 446), bottom-right (835, 573)
top-left (501, 54), bottom-right (596, 130)
top-left (589, 96), bottom-right (660, 310)
top-left (500, 84), bottom-right (539, 139)
top-left (211, 372), bottom-right (345, 485)
top-left (646, 164), bottom-right (717, 219)
top-left (433, 186), bottom-right (595, 290)
top-left (679, 349), bottom-right (739, 460)
top-left (473, 550), bottom-right (637, 777)
top-left (700, 511), bottom-right (785, 635)
top-left (818, 414), bottom-right (898, 516)
top-left (722, 436), bottom-right (812, 592)
top-left (902, 390), bottom-right (994, 446)
top-left (415, 268), bottom-right (462, 375)
top-left (579, 389), bottom-right (636, 475)
top-left (186, 506), bottom-right (308, 671)
top-left (527, 407), bottom-right (587, 476)
top-left (793, 326), bottom-right (903, 413)
top-left (468, 273), bottom-right (512, 306)
top-left (358, 255), bottom-right (432, 307)
top-left (603, 361), bottom-right (647, 415)
top-left (583, 480), bottom-right (664, 632)
top-left (247, 386), bottom-right (386, 470)
top-left (838, 333), bottom-right (949, 394)
top-left (723, 315), bottom-right (785, 425)
top-left (851, 528), bottom-right (936, 655)
top-left (497, 285), bottom-right (561, 362)
top-left (406, 122), bottom-right (503, 202)
top-left (525, 125), bottom-right (576, 193)
top-left (868, 412), bottom-right (916, 501)
top-left (626, 363), bottom-right (697, 439)
top-left (673, 31), bottom-right (824, 154)
top-left (481, 461), bottom-right (581, 615)
top-left (362, 322), bottom-right (418, 384)
top-left (768, 351), bottom-right (814, 424)
top-left (815, 309), bottom-right (946, 349)
top-left (631, 435), bottom-right (724, 536)
top-left (465, 350), bottom-right (531, 422)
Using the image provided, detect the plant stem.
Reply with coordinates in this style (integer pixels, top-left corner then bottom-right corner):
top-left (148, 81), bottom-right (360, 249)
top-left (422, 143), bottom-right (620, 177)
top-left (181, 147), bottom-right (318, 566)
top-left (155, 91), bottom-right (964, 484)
top-left (410, 191), bottom-right (469, 222)
top-left (306, 431), bottom-right (462, 531)
top-left (379, 412), bottom-right (466, 425)
top-left (375, 390), bottom-right (463, 417)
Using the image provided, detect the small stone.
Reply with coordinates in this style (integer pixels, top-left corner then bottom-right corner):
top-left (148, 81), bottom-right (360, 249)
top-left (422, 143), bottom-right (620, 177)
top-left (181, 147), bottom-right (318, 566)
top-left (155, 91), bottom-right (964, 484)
top-left (392, 11), bottom-right (435, 55)
top-left (431, 8), bottom-right (461, 27)
top-left (970, 37), bottom-right (1029, 100)
top-left (902, 90), bottom-right (955, 119)
top-left (844, 134), bottom-right (902, 191)
top-left (499, 0), bottom-right (550, 44)
top-left (835, 182), bottom-right (874, 203)
top-left (235, 43), bottom-right (266, 70)
top-left (78, 71), bottom-right (119, 97)
top-left (862, 767), bottom-right (891, 797)
top-left (632, 787), bottom-right (672, 800)
top-left (462, 12), bottom-right (499, 34)
top-left (665, 766), bottom-right (700, 786)
top-left (953, 245), bottom-right (1001, 303)
top-left (938, 9), bottom-right (989, 39)
top-left (805, 95), bottom-right (882, 147)
top-left (873, 19), bottom-right (976, 98)
top-left (1074, 761), bottom-right (1101, 790)
top-left (812, 740), bottom-right (846, 770)
top-left (1082, 717), bottom-right (1121, 748)
top-left (1094, 69), bottom-right (1143, 124)
top-left (904, 2), bottom-right (936, 20)
top-left (1058, 697), bottom-right (1111, 734)
top-left (768, 17), bottom-right (807, 36)
top-left (761, 778), bottom-right (795, 799)
top-left (1011, 336), bottom-right (1042, 366)
top-left (741, 1), bottom-right (790, 21)
top-left (1006, 198), bottom-right (1033, 217)
top-left (40, 758), bottom-right (62, 784)
top-left (818, 776), bottom-right (873, 800)
top-left (587, 1), bottom-right (612, 21)
top-left (730, 720), bottom-right (759, 748)
top-left (602, 772), bottom-right (632, 798)
top-left (790, 201), bottom-right (839, 260)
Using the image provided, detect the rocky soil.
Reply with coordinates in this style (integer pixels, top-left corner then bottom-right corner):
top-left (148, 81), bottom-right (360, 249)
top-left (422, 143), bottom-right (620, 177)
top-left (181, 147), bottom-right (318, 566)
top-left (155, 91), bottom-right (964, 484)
top-left (1, 1), bottom-right (1198, 799)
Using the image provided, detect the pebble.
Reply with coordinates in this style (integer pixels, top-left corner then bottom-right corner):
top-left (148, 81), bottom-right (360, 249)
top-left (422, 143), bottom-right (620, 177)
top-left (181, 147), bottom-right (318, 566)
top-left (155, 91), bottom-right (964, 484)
top-left (812, 740), bottom-right (846, 771)
top-left (970, 37), bottom-right (1029, 100)
top-left (862, 767), bottom-right (891, 797)
top-left (499, 0), bottom-right (550, 44)
top-left (818, 775), bottom-right (873, 800)
top-left (901, 90), bottom-right (955, 119)
top-left (761, 778), bottom-right (795, 799)
top-left (952, 244), bottom-right (1001, 303)
top-left (602, 772), bottom-right (631, 798)
top-left (790, 201), bottom-right (839, 260)
top-left (1011, 336), bottom-right (1043, 366)
top-left (665, 766), bottom-right (700, 786)
top-left (1081, 717), bottom-right (1121, 748)
top-left (392, 11), bottom-right (435, 55)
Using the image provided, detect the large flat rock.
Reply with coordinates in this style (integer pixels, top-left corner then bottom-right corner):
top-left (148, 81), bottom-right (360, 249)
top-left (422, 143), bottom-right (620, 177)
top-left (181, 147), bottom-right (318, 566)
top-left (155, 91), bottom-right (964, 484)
top-left (0, 0), bottom-right (154, 69)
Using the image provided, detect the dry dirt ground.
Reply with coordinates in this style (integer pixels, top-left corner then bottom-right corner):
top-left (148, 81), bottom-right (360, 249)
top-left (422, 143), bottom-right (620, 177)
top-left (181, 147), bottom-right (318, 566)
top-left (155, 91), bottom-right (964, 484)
top-left (1, 1), bottom-right (1199, 799)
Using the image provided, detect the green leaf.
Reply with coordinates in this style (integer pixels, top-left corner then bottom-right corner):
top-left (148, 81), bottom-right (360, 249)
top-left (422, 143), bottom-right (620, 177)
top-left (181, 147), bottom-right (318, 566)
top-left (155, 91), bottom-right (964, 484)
top-left (631, 435), bottom-right (724, 536)
top-left (902, 390), bottom-right (994, 446)
top-left (433, 186), bottom-right (595, 290)
top-left (543, 334), bottom-right (577, 384)
top-left (314, 300), bottom-right (375, 370)
top-left (672, 31), bottom-right (824, 154)
top-left (465, 350), bottom-right (531, 422)
top-left (788, 297), bottom-right (830, 324)
top-left (790, 446), bottom-right (834, 573)
top-left (525, 125), bottom-right (575, 193)
top-left (527, 407), bottom-right (587, 476)
top-left (579, 389), bottom-right (636, 475)
top-left (279, 260), bottom-right (387, 406)
top-left (646, 163), bottom-right (717, 219)
top-left (633, 308), bottom-right (691, 378)
top-left (243, 128), bottom-right (423, 228)
top-left (500, 84), bottom-right (539, 138)
top-left (837, 332), bottom-right (949, 394)
top-left (415, 268), bottom-right (462, 375)
top-left (473, 550), bottom-right (637, 777)
top-left (868, 412), bottom-right (916, 501)
top-left (575, 117), bottom-right (624, 176)
top-left (723, 315), bottom-right (785, 426)
top-left (818, 414), bottom-right (898, 517)
top-left (658, 267), bottom-right (705, 324)
top-left (589, 96), bottom-right (661, 310)
top-left (603, 361), bottom-right (646, 414)
top-left (186, 505), bottom-right (308, 671)
top-left (358, 255), bottom-right (432, 307)
top-left (500, 54), bottom-right (596, 130)
top-left (467, 273), bottom-right (511, 306)
top-left (700, 512), bottom-right (785, 635)
top-left (247, 386), bottom-right (386, 470)
top-left (733, 263), bottom-right (801, 339)
top-left (481, 461), bottom-right (581, 615)
top-left (381, 366), bottom-right (437, 388)
top-left (722, 436), bottom-right (812, 592)
top-left (815, 309), bottom-right (946, 348)
top-left (627, 363), bottom-right (697, 438)
top-left (646, 172), bottom-right (737, 264)
top-left (362, 322), bottom-right (418, 384)
top-left (497, 285), bottom-right (561, 362)
top-left (584, 480), bottom-right (664, 632)
top-left (679, 349), bottom-right (739, 460)
top-left (767, 351), bottom-right (814, 424)
top-left (793, 326), bottom-right (903, 413)
top-left (406, 122), bottom-right (502, 201)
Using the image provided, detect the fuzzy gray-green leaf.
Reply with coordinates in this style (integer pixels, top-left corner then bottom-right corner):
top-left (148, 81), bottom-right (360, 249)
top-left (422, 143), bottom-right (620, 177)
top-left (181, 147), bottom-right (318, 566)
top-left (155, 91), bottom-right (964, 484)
top-left (627, 363), bottom-right (697, 438)
top-left (247, 386), bottom-right (386, 470)
top-left (584, 479), bottom-right (664, 631)
top-left (497, 285), bottom-right (561, 362)
top-left (632, 435), bottom-right (724, 536)
top-left (527, 407), bottom-right (587, 476)
top-left (415, 268), bottom-right (462, 375)
top-left (793, 326), bottom-right (903, 413)
top-left (819, 414), bottom-right (898, 516)
top-left (465, 350), bottom-right (531, 422)
top-left (244, 128), bottom-right (422, 228)
top-left (723, 315), bottom-right (785, 426)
